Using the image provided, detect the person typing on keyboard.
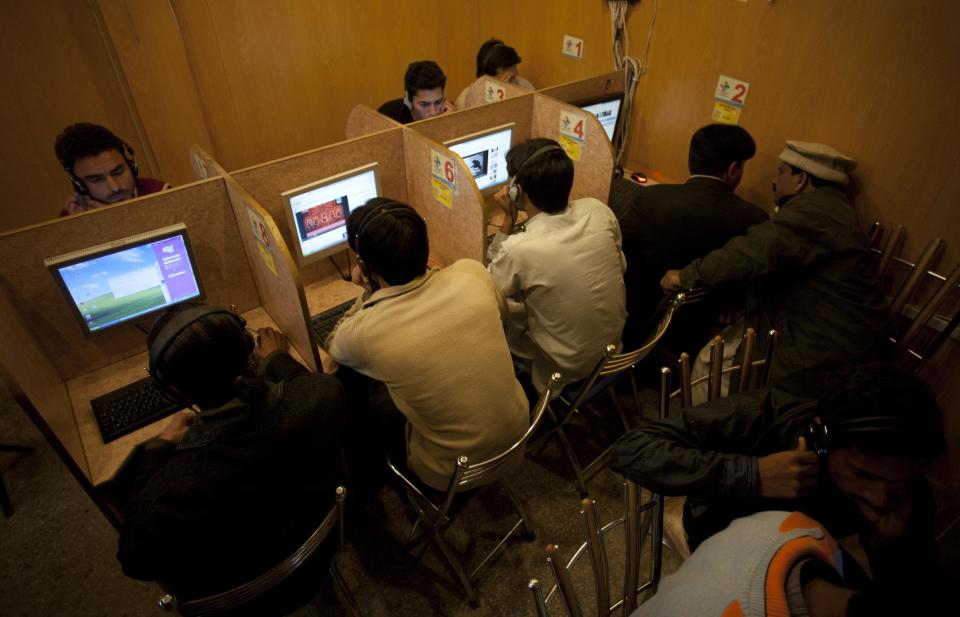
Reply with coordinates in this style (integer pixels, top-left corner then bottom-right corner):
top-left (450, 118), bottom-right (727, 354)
top-left (115, 303), bottom-right (348, 613)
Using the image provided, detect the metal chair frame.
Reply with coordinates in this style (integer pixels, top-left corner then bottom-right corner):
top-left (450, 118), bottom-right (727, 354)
top-left (538, 291), bottom-right (703, 497)
top-left (158, 486), bottom-right (361, 616)
top-left (528, 369), bottom-right (671, 617)
top-left (387, 373), bottom-right (561, 606)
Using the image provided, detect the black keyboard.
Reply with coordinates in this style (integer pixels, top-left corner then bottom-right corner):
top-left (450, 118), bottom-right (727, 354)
top-left (311, 298), bottom-right (358, 343)
top-left (91, 376), bottom-right (182, 443)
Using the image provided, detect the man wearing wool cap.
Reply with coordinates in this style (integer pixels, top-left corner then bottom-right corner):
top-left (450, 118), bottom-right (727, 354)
top-left (661, 140), bottom-right (890, 391)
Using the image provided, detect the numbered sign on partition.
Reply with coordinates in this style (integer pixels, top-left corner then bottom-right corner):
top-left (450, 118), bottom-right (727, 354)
top-left (484, 78), bottom-right (507, 103)
top-left (247, 207), bottom-right (278, 275)
top-left (431, 149), bottom-right (456, 209)
top-left (558, 109), bottom-right (587, 161)
top-left (713, 75), bottom-right (750, 125)
top-left (562, 34), bottom-right (584, 60)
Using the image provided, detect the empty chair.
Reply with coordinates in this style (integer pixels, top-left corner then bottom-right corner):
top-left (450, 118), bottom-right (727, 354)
top-left (387, 373), bottom-right (561, 607)
top-left (157, 486), bottom-right (361, 617)
top-left (529, 369), bottom-right (672, 617)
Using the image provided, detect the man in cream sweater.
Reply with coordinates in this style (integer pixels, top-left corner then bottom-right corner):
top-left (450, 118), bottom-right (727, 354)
top-left (325, 198), bottom-right (529, 491)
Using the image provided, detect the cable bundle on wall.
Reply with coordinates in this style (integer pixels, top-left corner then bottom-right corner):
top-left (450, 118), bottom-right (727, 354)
top-left (608, 0), bottom-right (658, 172)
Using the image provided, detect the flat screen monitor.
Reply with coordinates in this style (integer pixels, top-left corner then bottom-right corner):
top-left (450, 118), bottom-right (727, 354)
top-left (444, 123), bottom-right (514, 194)
top-left (574, 94), bottom-right (625, 143)
top-left (282, 163), bottom-right (379, 266)
top-left (45, 223), bottom-right (204, 334)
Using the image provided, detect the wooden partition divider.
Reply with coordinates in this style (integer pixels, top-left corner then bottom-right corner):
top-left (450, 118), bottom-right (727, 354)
top-left (531, 94), bottom-right (614, 203)
top-left (189, 144), bottom-right (222, 181)
top-left (0, 287), bottom-right (87, 477)
top-left (230, 130), bottom-right (408, 286)
top-left (539, 71), bottom-right (625, 104)
top-left (406, 94), bottom-right (534, 148)
top-left (345, 105), bottom-right (403, 140)
top-left (211, 167), bottom-right (321, 373)
top-left (400, 130), bottom-right (485, 265)
top-left (457, 76), bottom-right (530, 110)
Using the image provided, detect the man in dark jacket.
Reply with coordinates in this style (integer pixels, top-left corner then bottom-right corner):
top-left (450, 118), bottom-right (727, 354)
top-left (619, 124), bottom-right (768, 352)
top-left (116, 304), bottom-right (347, 615)
top-left (610, 363), bottom-right (947, 613)
top-left (662, 140), bottom-right (889, 386)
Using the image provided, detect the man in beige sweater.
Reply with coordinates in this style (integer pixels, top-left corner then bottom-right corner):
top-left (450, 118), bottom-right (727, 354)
top-left (325, 198), bottom-right (530, 490)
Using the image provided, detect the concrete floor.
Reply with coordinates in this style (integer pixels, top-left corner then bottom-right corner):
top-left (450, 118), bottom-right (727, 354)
top-left (0, 378), bottom-right (675, 617)
top-left (3, 374), bottom-right (956, 617)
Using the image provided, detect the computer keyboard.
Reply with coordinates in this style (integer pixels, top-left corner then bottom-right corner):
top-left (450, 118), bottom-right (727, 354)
top-left (311, 297), bottom-right (359, 343)
top-left (91, 376), bottom-right (182, 443)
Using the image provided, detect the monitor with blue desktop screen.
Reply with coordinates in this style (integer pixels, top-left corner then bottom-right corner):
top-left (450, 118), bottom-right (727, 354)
top-left (45, 223), bottom-right (204, 334)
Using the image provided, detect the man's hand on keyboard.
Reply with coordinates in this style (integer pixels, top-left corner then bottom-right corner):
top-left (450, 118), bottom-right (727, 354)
top-left (255, 327), bottom-right (289, 358)
top-left (158, 410), bottom-right (195, 445)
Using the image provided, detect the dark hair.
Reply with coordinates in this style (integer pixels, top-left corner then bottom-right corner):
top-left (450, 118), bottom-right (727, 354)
top-left (687, 124), bottom-right (756, 176)
top-left (54, 122), bottom-right (127, 172)
top-left (147, 304), bottom-right (255, 409)
top-left (404, 61), bottom-right (447, 100)
top-left (787, 164), bottom-right (847, 191)
top-left (819, 363), bottom-right (944, 461)
top-left (506, 138), bottom-right (573, 214)
top-left (476, 38), bottom-right (522, 78)
top-left (347, 198), bottom-right (428, 286)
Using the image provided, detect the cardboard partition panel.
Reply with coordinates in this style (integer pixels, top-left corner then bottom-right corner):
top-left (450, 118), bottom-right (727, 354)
top-left (221, 175), bottom-right (320, 372)
top-left (229, 129), bottom-right (408, 284)
top-left (189, 143), bottom-right (222, 181)
top-left (539, 71), bottom-right (625, 104)
top-left (400, 129), bottom-right (486, 265)
top-left (345, 104), bottom-right (403, 140)
top-left (456, 76), bottom-right (530, 110)
top-left (0, 286), bottom-right (87, 478)
top-left (532, 93), bottom-right (614, 203)
top-left (0, 180), bottom-right (259, 380)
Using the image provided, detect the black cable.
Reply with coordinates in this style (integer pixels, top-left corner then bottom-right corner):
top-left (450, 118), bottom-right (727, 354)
top-left (328, 255), bottom-right (350, 281)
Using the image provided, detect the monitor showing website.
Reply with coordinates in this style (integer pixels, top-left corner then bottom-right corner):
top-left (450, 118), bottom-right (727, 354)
top-left (282, 163), bottom-right (379, 266)
top-left (45, 224), bottom-right (203, 334)
top-left (578, 95), bottom-right (623, 142)
top-left (444, 123), bottom-right (514, 193)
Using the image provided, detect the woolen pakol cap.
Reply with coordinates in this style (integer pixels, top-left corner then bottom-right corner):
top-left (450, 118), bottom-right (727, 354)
top-left (778, 141), bottom-right (857, 185)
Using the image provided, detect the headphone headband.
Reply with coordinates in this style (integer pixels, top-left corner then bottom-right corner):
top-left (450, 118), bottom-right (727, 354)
top-left (508, 144), bottom-right (565, 204)
top-left (352, 201), bottom-right (412, 273)
top-left (148, 305), bottom-right (248, 389)
top-left (481, 42), bottom-right (507, 75)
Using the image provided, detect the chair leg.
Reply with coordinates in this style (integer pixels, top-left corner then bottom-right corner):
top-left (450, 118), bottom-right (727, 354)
top-left (553, 424), bottom-right (589, 497)
top-left (431, 531), bottom-right (478, 606)
top-left (330, 563), bottom-right (365, 617)
top-left (499, 480), bottom-right (535, 540)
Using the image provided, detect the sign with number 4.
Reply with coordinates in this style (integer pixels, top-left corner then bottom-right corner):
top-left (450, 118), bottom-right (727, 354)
top-left (559, 109), bottom-right (587, 161)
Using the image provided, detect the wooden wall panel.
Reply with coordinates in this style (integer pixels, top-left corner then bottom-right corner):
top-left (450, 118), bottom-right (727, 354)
top-left (621, 0), bottom-right (960, 266)
top-left (97, 0), bottom-right (214, 185)
top-left (0, 0), bottom-right (153, 229)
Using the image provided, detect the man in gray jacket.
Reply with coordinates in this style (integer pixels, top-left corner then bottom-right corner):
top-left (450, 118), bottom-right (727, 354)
top-left (661, 141), bottom-right (889, 386)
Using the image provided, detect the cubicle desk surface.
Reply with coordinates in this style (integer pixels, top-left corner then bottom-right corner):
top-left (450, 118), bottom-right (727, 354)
top-left (303, 274), bottom-right (363, 373)
top-left (67, 306), bottom-right (304, 487)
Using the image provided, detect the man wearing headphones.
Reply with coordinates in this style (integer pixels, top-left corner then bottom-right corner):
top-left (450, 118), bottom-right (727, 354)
top-left (455, 39), bottom-right (534, 109)
top-left (324, 198), bottom-right (529, 492)
top-left (487, 138), bottom-right (627, 396)
top-left (376, 60), bottom-right (456, 124)
top-left (116, 304), bottom-right (347, 611)
top-left (54, 122), bottom-right (169, 216)
top-left (610, 363), bottom-right (947, 613)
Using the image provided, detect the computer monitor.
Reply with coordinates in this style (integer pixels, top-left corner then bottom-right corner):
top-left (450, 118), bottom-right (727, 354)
top-left (282, 163), bottom-right (379, 266)
top-left (574, 93), bottom-right (625, 143)
top-left (444, 123), bottom-right (514, 194)
top-left (45, 223), bottom-right (204, 335)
